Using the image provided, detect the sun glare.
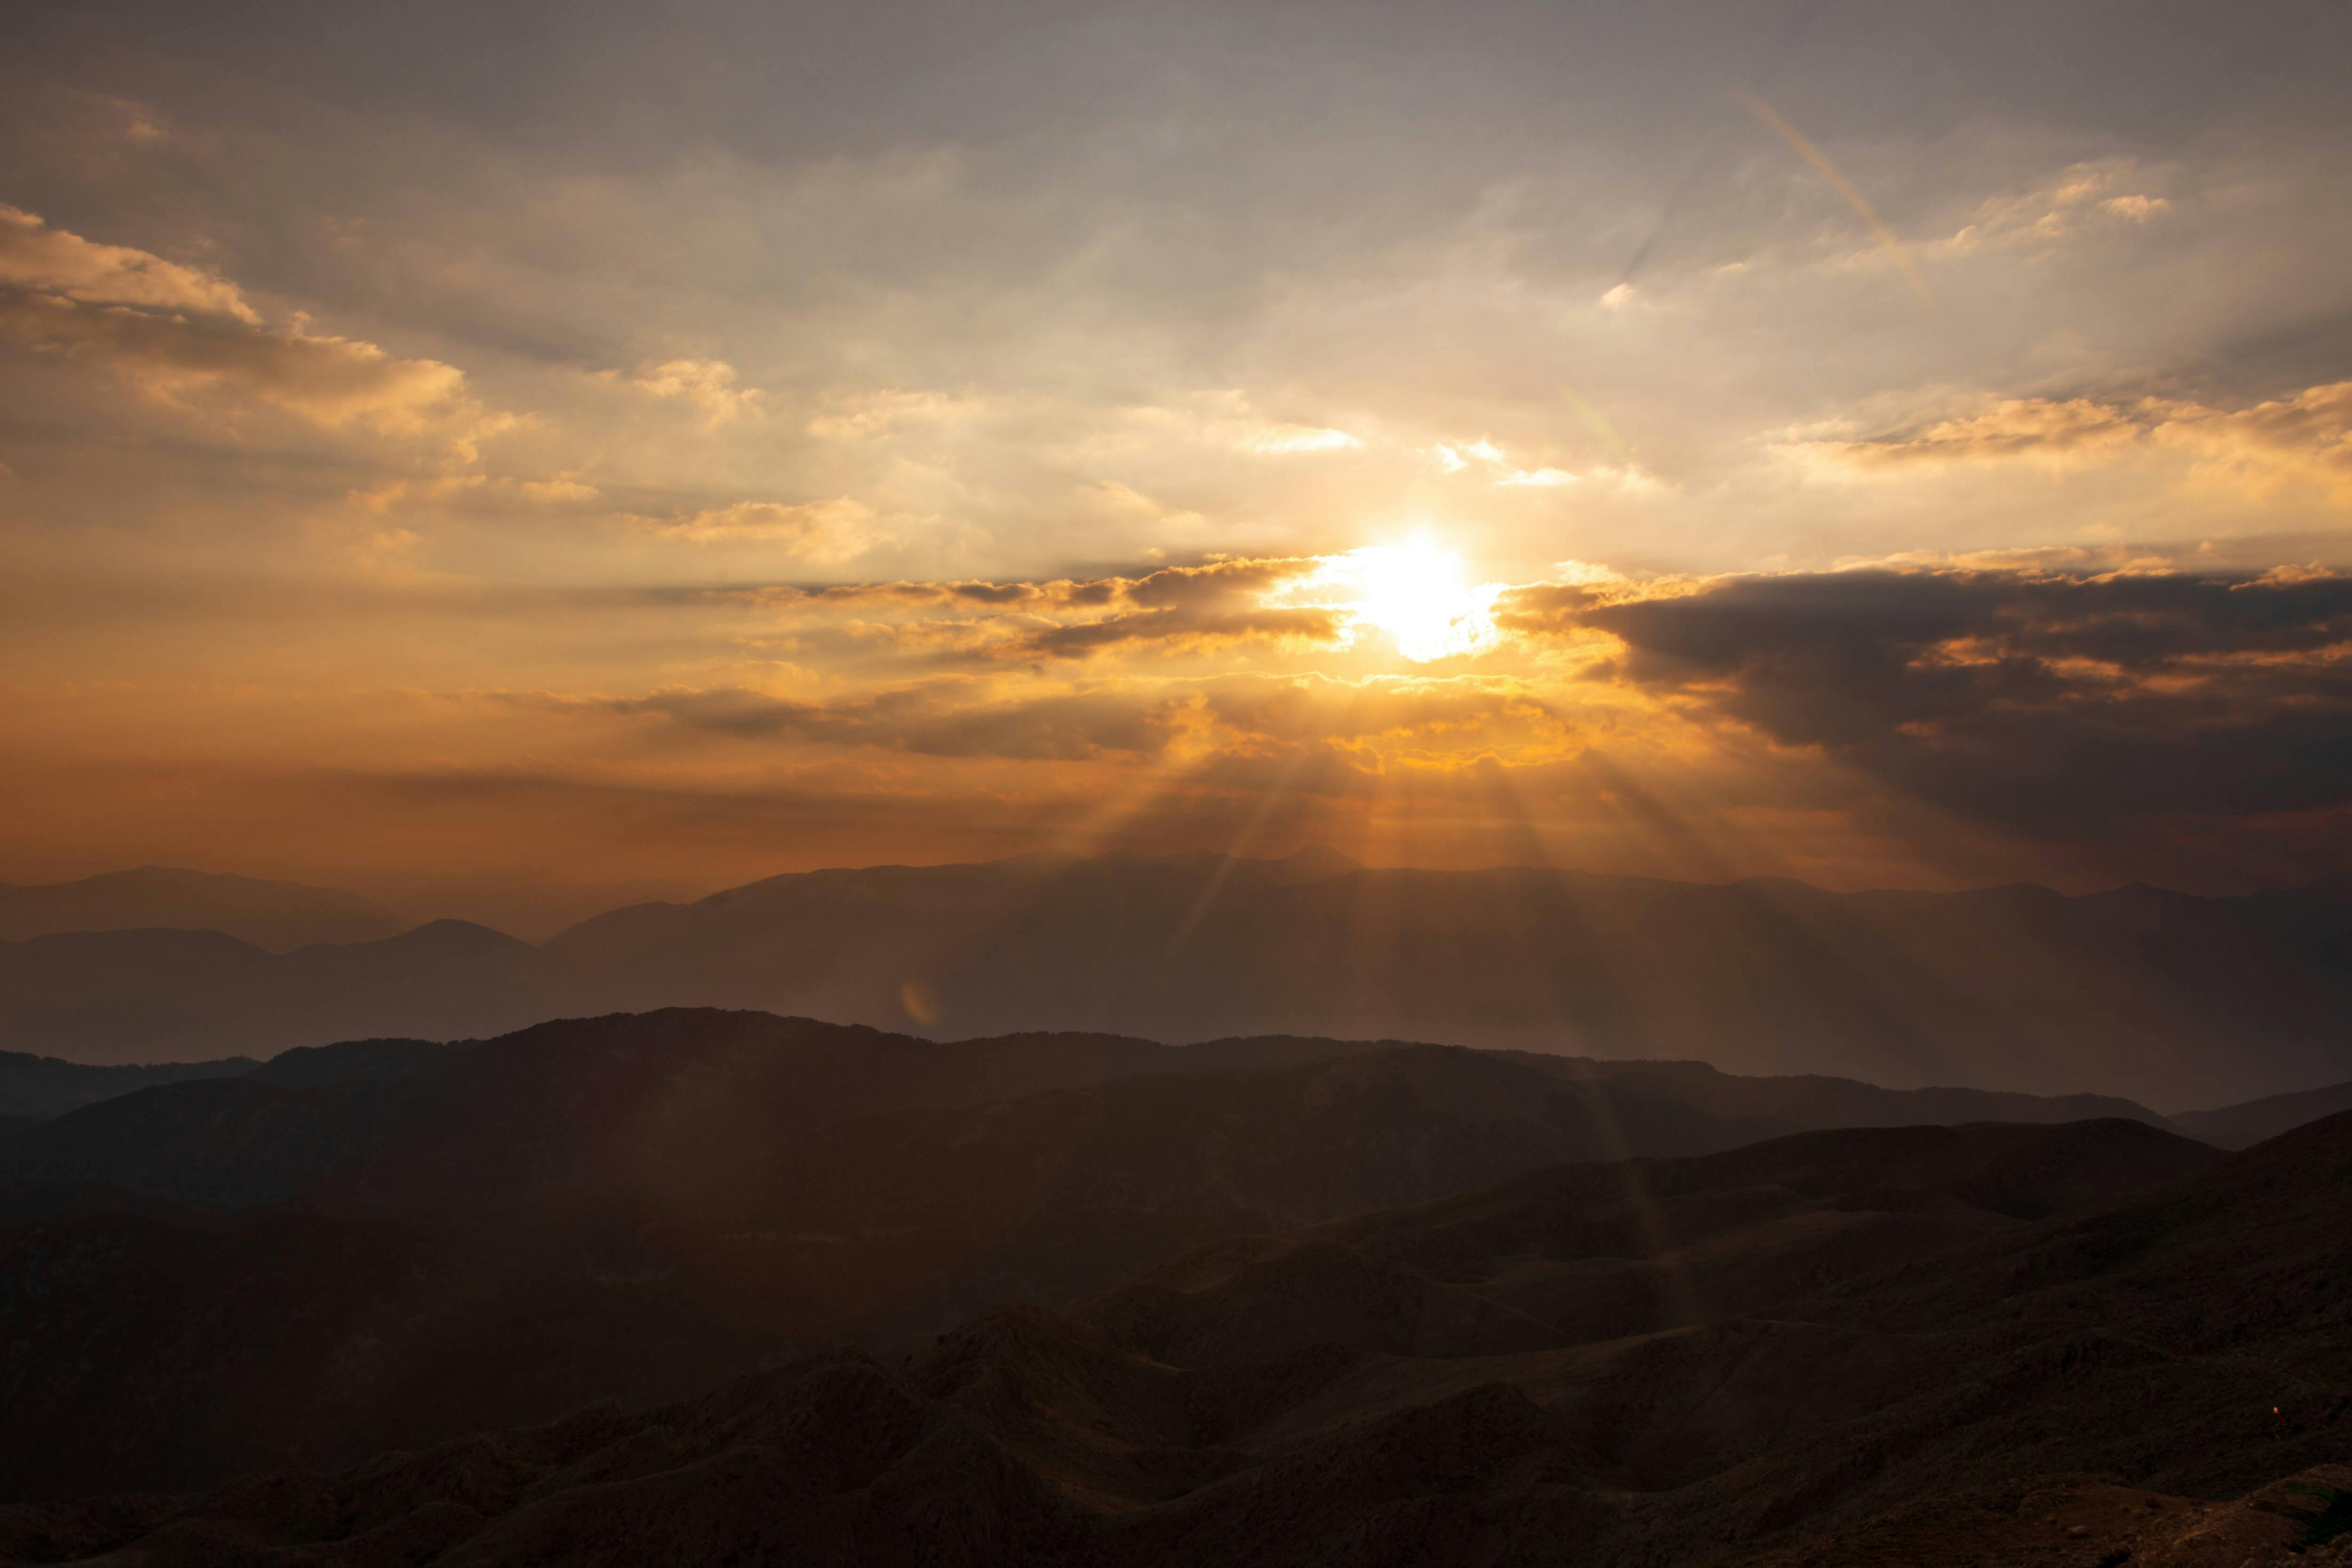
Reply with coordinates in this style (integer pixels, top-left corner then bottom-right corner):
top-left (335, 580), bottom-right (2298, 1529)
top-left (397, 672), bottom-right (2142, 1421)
top-left (1307, 540), bottom-right (1502, 661)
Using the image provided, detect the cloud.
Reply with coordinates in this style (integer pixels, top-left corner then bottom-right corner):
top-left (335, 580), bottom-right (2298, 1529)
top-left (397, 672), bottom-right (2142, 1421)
top-left (1812, 382), bottom-right (2352, 499)
top-left (0, 207), bottom-right (485, 448)
top-left (992, 605), bottom-right (1347, 661)
top-left (582, 681), bottom-right (1190, 761)
top-left (0, 205), bottom-right (257, 321)
top-left (644, 498), bottom-right (874, 557)
top-left (1928, 161), bottom-right (2173, 257)
top-left (1577, 566), bottom-right (2352, 833)
top-left (1241, 423), bottom-right (1362, 454)
top-left (625, 358), bottom-right (764, 424)
top-left (1434, 436), bottom-right (1582, 489)
top-left (1823, 398), bottom-right (2147, 466)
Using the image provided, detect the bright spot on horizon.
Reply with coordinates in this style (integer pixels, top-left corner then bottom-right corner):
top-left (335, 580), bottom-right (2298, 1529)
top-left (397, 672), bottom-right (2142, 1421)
top-left (1310, 540), bottom-right (1504, 661)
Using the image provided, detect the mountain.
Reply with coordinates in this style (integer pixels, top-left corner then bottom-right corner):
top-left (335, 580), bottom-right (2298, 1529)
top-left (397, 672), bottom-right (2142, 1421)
top-left (0, 920), bottom-right (561, 1064)
top-left (2174, 1078), bottom-right (2352, 1149)
top-left (0, 867), bottom-right (398, 951)
top-left (0, 1210), bottom-right (789, 1504)
top-left (240, 1036), bottom-right (452, 1088)
top-left (0, 1011), bottom-right (2177, 1347)
top-left (0, 1039), bottom-right (467, 1122)
top-left (8, 1112), bottom-right (2338, 1567)
top-left (548, 855), bottom-right (2352, 1108)
top-left (0, 1009), bottom-right (2203, 1501)
top-left (10, 854), bottom-right (2352, 1106)
top-left (0, 1050), bottom-right (256, 1119)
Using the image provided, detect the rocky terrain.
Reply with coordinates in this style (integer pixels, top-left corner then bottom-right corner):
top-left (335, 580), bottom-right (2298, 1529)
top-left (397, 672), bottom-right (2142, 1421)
top-left (0, 1110), bottom-right (2343, 1566)
top-left (0, 1008), bottom-right (2228, 1496)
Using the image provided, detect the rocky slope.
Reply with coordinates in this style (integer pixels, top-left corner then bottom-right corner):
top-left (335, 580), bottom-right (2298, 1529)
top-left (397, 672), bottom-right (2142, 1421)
top-left (4, 1113), bottom-right (2342, 1567)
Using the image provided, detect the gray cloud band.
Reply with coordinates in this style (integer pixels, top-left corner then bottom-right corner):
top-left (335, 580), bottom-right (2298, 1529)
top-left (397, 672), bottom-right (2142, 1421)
top-left (1583, 568), bottom-right (2352, 831)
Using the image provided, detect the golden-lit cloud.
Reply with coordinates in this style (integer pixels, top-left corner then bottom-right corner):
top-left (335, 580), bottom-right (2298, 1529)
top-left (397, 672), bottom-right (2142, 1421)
top-left (1926, 160), bottom-right (2174, 257)
top-left (624, 358), bottom-right (766, 424)
top-left (0, 206), bottom-right (489, 451)
top-left (1812, 382), bottom-right (2352, 501)
top-left (644, 498), bottom-right (875, 556)
top-left (0, 203), bottom-right (257, 320)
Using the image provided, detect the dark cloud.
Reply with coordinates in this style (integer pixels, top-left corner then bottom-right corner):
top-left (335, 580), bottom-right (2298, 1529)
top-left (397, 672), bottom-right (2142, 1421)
top-left (1585, 567), bottom-right (2352, 831)
top-left (593, 683), bottom-right (1185, 762)
top-left (992, 606), bottom-right (1345, 662)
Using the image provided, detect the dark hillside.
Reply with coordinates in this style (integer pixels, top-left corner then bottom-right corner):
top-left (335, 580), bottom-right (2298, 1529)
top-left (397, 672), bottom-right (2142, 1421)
top-left (5, 1115), bottom-right (2332, 1566)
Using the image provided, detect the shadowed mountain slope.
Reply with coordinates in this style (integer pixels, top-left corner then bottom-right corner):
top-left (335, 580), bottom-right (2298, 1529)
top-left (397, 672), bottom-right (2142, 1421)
top-left (0, 1011), bottom-right (2177, 1348)
top-left (0, 868), bottom-right (398, 951)
top-left (0, 1010), bottom-right (2207, 1504)
top-left (2175, 1078), bottom-right (2352, 1149)
top-left (0, 1051), bottom-right (257, 1121)
top-left (0, 1210), bottom-right (790, 1504)
top-left (6, 1114), bottom-right (2337, 1568)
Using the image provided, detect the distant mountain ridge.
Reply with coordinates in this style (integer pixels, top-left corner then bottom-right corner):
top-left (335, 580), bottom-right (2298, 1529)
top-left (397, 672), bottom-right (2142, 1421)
top-left (8, 852), bottom-right (2352, 1106)
top-left (0, 919), bottom-right (558, 1064)
top-left (544, 854), bottom-right (2352, 1107)
top-left (0, 866), bottom-right (399, 950)
top-left (2174, 1078), bottom-right (2352, 1148)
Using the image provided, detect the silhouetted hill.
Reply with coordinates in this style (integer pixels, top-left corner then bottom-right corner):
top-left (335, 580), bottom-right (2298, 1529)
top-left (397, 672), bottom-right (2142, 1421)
top-left (0, 1011), bottom-right (2178, 1347)
top-left (0, 1077), bottom-right (401, 1208)
top-left (2174, 1078), bottom-right (2352, 1148)
top-left (0, 1049), bottom-right (257, 1120)
top-left (240, 1037), bottom-right (451, 1088)
top-left (8, 1114), bottom-right (2337, 1566)
top-left (0, 1009), bottom-right (2219, 1508)
top-left (0, 867), bottom-right (398, 950)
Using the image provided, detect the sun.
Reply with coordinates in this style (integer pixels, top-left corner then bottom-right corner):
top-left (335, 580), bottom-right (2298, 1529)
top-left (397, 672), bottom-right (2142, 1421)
top-left (1330, 540), bottom-right (1502, 661)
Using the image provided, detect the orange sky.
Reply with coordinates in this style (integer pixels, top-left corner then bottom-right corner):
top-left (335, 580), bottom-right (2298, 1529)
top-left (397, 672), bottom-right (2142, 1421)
top-left (5, 2), bottom-right (2351, 930)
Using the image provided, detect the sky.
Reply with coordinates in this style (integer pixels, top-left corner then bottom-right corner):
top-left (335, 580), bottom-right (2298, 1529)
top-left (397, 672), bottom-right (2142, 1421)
top-left (3, 0), bottom-right (2351, 931)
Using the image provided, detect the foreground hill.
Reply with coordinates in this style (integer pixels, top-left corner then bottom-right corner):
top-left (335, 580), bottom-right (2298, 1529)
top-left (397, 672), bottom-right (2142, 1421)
top-left (11, 853), bottom-right (2352, 1105)
top-left (0, 1051), bottom-right (256, 1121)
top-left (0, 1010), bottom-right (2198, 1496)
top-left (7, 1112), bottom-right (2338, 1568)
top-left (0, 868), bottom-right (397, 951)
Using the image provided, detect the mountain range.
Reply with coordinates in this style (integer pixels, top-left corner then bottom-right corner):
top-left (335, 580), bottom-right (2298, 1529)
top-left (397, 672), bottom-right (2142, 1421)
top-left (5, 1099), bottom-right (2345, 1566)
top-left (0, 868), bottom-right (400, 951)
top-left (0, 1004), bottom-right (2317, 1503)
top-left (7, 852), bottom-right (2352, 1108)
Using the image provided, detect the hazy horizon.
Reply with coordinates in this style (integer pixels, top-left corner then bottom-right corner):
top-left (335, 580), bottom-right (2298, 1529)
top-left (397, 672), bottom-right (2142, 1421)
top-left (8, 843), bottom-right (2346, 946)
